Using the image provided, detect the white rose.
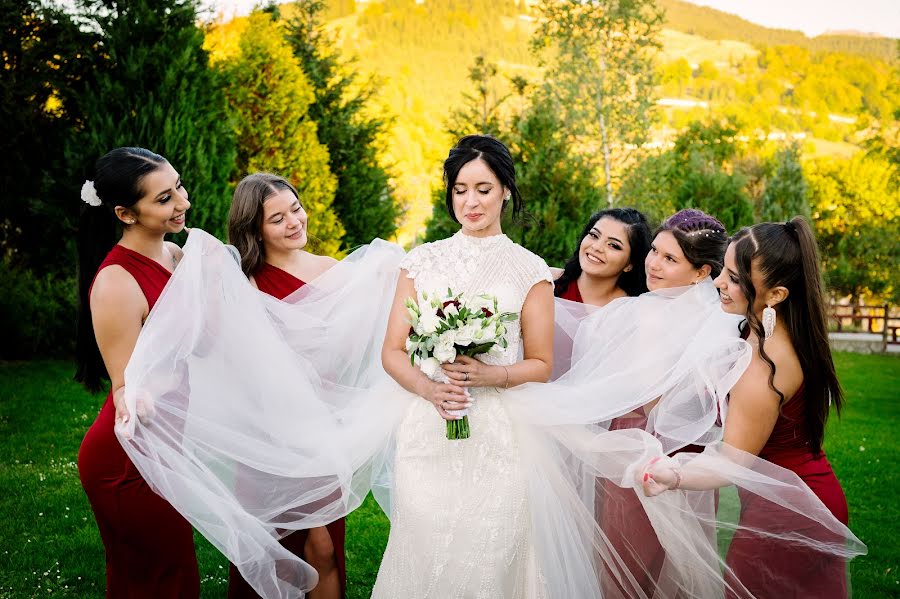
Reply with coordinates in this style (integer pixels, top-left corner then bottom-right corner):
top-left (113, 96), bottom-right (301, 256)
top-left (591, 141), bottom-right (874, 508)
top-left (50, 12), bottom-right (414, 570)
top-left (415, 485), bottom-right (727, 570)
top-left (419, 357), bottom-right (440, 379)
top-left (433, 332), bottom-right (457, 363)
top-left (454, 323), bottom-right (478, 346)
top-left (443, 302), bottom-right (459, 318)
top-left (417, 310), bottom-right (441, 335)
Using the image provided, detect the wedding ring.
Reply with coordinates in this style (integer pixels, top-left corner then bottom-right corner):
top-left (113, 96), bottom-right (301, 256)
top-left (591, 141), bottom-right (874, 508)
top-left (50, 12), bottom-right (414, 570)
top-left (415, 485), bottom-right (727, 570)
top-left (464, 372), bottom-right (469, 382)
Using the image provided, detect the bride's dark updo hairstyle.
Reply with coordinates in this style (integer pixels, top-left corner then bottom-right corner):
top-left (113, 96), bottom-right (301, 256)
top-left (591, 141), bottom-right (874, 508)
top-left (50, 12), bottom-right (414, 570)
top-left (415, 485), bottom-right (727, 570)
top-left (442, 135), bottom-right (523, 223)
top-left (729, 217), bottom-right (842, 456)
top-left (655, 208), bottom-right (728, 279)
top-left (75, 147), bottom-right (169, 392)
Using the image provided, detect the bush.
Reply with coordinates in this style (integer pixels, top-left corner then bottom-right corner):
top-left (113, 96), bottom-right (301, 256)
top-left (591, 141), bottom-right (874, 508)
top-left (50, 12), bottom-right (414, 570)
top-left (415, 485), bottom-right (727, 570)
top-left (0, 261), bottom-right (77, 358)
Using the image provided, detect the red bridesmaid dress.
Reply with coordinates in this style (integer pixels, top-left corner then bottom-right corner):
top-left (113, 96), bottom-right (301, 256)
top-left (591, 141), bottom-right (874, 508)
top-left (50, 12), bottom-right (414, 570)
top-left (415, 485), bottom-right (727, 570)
top-left (78, 244), bottom-right (200, 598)
top-left (555, 278), bottom-right (583, 302)
top-left (725, 385), bottom-right (849, 598)
top-left (227, 262), bottom-right (347, 599)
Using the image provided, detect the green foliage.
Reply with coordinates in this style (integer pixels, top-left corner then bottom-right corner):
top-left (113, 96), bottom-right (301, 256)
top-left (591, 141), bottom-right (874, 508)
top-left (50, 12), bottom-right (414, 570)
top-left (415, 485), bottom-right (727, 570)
top-left (760, 142), bottom-right (810, 222)
top-left (508, 93), bottom-right (606, 264)
top-left (65, 0), bottom-right (236, 239)
top-left (221, 10), bottom-right (344, 256)
top-left (532, 0), bottom-right (664, 204)
top-left (619, 120), bottom-right (754, 232)
top-left (426, 60), bottom-right (603, 265)
top-left (0, 1), bottom-right (97, 273)
top-left (283, 1), bottom-right (400, 249)
top-left (807, 155), bottom-right (900, 301)
top-left (0, 261), bottom-right (77, 358)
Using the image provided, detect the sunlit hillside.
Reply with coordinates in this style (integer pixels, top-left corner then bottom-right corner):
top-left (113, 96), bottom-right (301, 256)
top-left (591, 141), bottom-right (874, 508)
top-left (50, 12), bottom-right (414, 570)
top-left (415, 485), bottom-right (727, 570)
top-left (208, 0), bottom-right (897, 244)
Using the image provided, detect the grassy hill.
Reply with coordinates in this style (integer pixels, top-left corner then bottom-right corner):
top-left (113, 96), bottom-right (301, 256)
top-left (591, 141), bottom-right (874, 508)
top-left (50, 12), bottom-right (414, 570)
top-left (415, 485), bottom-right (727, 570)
top-left (209, 1), bottom-right (896, 243)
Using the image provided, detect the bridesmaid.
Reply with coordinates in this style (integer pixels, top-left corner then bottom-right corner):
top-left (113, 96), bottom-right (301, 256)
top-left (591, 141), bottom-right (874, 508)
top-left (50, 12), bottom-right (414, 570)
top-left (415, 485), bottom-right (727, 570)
top-left (552, 207), bottom-right (651, 304)
top-left (599, 208), bottom-right (728, 597)
top-left (645, 217), bottom-right (850, 597)
top-left (226, 172), bottom-right (345, 599)
top-left (75, 147), bottom-right (199, 596)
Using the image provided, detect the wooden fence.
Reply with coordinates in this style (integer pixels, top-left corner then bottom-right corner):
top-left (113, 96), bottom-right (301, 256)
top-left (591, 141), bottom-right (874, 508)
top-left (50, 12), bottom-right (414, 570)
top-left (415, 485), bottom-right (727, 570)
top-left (829, 302), bottom-right (900, 352)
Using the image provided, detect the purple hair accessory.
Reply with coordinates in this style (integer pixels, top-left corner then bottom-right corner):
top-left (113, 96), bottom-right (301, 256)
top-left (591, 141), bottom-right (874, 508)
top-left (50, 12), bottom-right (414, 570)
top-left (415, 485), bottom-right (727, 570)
top-left (663, 209), bottom-right (726, 235)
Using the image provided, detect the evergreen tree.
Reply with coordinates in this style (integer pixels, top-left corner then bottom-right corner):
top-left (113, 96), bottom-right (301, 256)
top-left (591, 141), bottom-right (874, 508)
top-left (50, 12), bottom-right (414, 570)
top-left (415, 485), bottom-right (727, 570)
top-left (222, 10), bottom-right (344, 256)
top-left (283, 0), bottom-right (399, 249)
top-left (1, 1), bottom-right (96, 272)
top-left (619, 120), bottom-right (754, 232)
top-left (760, 142), bottom-right (810, 222)
top-left (66, 0), bottom-right (236, 238)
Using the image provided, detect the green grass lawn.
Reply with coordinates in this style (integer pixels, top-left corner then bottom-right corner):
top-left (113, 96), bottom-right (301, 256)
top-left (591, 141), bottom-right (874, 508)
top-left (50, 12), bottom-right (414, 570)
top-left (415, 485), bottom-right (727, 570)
top-left (1, 353), bottom-right (897, 598)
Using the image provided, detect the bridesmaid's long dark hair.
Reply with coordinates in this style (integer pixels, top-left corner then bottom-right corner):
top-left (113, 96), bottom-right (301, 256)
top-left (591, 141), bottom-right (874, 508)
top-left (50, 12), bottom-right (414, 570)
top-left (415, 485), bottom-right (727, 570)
top-left (75, 147), bottom-right (168, 392)
top-left (554, 208), bottom-right (652, 298)
top-left (730, 217), bottom-right (842, 456)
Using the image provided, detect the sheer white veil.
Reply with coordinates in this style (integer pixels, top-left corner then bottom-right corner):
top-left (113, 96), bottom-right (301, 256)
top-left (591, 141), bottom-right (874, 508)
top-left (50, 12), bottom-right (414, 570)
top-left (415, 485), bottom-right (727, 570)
top-left (118, 229), bottom-right (865, 598)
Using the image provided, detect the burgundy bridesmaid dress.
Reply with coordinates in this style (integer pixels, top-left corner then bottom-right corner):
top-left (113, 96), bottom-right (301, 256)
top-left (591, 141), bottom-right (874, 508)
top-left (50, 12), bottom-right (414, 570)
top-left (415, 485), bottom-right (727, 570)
top-left (227, 262), bottom-right (347, 599)
top-left (555, 277), bottom-right (583, 302)
top-left (725, 385), bottom-right (849, 598)
top-left (78, 245), bottom-right (200, 598)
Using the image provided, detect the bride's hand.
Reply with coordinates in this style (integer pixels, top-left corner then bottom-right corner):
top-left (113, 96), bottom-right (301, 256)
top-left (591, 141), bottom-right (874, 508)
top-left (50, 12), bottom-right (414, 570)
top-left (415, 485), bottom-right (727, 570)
top-left (442, 355), bottom-right (505, 388)
top-left (421, 380), bottom-right (471, 421)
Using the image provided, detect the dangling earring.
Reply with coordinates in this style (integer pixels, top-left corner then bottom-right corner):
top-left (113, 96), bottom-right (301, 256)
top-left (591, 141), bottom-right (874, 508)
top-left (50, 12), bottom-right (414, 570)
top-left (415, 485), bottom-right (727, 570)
top-left (762, 304), bottom-right (776, 339)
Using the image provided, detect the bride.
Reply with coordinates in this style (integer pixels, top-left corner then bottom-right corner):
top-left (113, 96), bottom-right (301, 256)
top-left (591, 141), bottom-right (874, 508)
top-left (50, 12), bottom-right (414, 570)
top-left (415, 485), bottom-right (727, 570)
top-left (372, 135), bottom-right (555, 596)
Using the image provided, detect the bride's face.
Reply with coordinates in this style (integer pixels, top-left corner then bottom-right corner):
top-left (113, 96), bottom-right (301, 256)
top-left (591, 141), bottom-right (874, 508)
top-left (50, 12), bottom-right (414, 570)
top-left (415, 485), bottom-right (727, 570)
top-left (452, 158), bottom-right (507, 237)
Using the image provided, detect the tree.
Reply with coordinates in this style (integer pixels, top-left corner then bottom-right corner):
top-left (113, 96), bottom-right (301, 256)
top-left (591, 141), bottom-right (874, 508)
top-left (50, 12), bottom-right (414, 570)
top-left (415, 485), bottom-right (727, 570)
top-left (66, 0), bottom-right (236, 238)
top-left (532, 0), bottom-right (664, 206)
top-left (759, 142), bottom-right (810, 222)
top-left (283, 0), bottom-right (400, 249)
top-left (221, 10), bottom-right (344, 256)
top-left (426, 82), bottom-right (604, 266)
top-left (1, 1), bottom-right (96, 272)
top-left (509, 92), bottom-right (607, 264)
top-left (618, 119), bottom-right (754, 232)
top-left (807, 155), bottom-right (900, 302)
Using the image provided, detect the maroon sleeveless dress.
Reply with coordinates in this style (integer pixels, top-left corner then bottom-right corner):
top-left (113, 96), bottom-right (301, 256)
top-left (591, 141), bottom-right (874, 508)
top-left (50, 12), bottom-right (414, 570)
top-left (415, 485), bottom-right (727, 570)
top-left (78, 245), bottom-right (200, 598)
top-left (725, 385), bottom-right (849, 598)
top-left (227, 262), bottom-right (347, 599)
top-left (555, 280), bottom-right (662, 593)
top-left (555, 278), bottom-right (583, 302)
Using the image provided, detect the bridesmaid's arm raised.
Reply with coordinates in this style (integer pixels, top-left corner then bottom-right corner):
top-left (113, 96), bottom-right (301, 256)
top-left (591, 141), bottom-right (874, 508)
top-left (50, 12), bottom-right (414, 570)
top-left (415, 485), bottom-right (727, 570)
top-left (89, 266), bottom-right (149, 426)
top-left (381, 270), bottom-right (471, 421)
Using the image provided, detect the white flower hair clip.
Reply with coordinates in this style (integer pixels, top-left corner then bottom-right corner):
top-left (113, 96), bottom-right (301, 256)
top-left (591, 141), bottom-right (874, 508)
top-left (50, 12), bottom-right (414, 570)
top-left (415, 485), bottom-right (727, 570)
top-left (81, 180), bottom-right (102, 207)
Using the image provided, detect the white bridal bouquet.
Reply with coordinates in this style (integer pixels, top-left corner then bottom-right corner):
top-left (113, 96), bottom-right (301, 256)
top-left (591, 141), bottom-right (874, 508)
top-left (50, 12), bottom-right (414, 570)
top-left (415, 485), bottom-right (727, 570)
top-left (405, 289), bottom-right (517, 439)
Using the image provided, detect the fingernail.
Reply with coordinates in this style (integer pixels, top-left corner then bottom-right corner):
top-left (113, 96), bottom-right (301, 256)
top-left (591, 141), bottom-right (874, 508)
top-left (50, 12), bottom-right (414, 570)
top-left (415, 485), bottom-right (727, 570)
top-left (643, 472), bottom-right (649, 482)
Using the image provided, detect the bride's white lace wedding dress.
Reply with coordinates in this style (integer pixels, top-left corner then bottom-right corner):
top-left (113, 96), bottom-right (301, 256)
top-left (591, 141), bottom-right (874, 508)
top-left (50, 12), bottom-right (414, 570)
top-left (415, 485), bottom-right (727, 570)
top-left (371, 230), bottom-right (553, 599)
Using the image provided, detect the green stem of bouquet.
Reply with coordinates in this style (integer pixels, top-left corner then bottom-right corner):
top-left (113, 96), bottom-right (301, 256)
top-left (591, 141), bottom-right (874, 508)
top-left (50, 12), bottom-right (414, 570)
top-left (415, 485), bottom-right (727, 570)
top-left (446, 415), bottom-right (470, 440)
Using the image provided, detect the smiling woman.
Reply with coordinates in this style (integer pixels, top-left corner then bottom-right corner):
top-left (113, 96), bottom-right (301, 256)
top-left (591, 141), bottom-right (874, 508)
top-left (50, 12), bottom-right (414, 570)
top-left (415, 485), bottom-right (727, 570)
top-left (74, 147), bottom-right (199, 597)
top-left (226, 172), bottom-right (344, 598)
